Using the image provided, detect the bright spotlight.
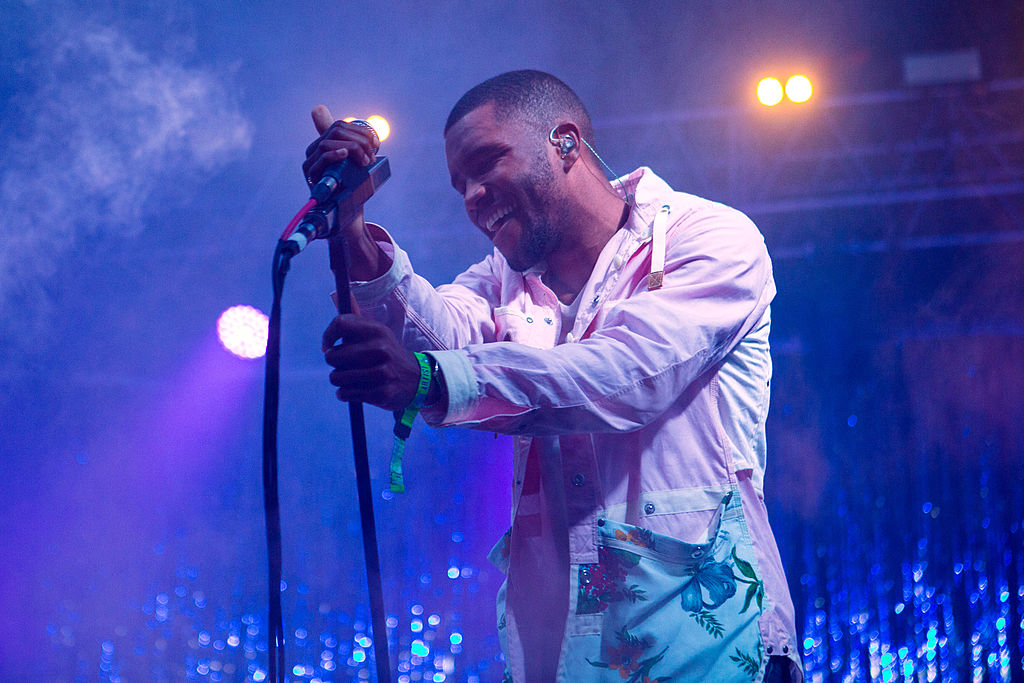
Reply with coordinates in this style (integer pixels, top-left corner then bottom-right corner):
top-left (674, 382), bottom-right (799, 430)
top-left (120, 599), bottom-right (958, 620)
top-left (786, 75), bottom-right (813, 102)
top-left (757, 78), bottom-right (784, 106)
top-left (365, 115), bottom-right (390, 143)
top-left (343, 115), bottom-right (390, 144)
top-left (217, 305), bottom-right (268, 359)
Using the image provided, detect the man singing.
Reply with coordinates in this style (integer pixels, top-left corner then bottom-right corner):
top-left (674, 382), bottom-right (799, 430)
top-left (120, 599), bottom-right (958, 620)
top-left (305, 70), bottom-right (802, 682)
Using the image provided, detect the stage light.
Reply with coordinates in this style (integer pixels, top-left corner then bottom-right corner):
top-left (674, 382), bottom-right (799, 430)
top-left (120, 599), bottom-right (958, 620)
top-left (217, 305), bottom-right (268, 359)
top-left (343, 115), bottom-right (390, 143)
top-left (365, 115), bottom-right (390, 143)
top-left (786, 75), bottom-right (813, 102)
top-left (757, 78), bottom-right (784, 106)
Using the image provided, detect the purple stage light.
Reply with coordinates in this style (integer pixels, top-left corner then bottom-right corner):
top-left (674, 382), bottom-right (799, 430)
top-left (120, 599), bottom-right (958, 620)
top-left (217, 305), bottom-right (269, 359)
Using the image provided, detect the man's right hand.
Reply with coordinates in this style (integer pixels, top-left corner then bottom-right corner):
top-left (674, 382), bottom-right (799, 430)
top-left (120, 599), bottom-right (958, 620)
top-left (303, 105), bottom-right (385, 280)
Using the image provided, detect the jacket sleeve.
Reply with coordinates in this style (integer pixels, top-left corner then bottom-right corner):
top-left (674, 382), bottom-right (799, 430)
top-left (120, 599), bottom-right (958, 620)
top-left (424, 204), bottom-right (776, 435)
top-left (350, 223), bottom-right (504, 351)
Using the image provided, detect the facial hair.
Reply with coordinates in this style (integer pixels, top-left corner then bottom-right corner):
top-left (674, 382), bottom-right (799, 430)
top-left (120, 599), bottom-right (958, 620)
top-left (505, 151), bottom-right (566, 272)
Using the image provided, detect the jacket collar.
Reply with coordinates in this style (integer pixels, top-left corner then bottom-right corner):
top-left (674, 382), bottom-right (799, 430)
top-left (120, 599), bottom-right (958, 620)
top-left (613, 166), bottom-right (673, 238)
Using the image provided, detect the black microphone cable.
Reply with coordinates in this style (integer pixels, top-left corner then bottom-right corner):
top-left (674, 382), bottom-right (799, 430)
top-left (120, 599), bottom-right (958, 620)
top-left (262, 238), bottom-right (291, 683)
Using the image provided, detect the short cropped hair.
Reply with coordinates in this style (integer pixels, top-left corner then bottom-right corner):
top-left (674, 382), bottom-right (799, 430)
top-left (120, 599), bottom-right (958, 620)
top-left (444, 70), bottom-right (594, 142)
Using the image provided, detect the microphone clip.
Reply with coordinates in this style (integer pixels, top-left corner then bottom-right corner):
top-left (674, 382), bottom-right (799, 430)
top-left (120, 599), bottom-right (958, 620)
top-left (283, 156), bottom-right (391, 257)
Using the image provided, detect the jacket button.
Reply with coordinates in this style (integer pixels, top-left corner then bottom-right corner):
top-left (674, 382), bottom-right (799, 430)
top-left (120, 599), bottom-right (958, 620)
top-left (572, 473), bottom-right (585, 487)
top-left (566, 332), bottom-right (576, 343)
top-left (782, 645), bottom-right (789, 654)
top-left (767, 646), bottom-right (774, 655)
top-left (544, 317), bottom-right (552, 325)
top-left (644, 502), bottom-right (656, 515)
top-left (597, 518), bottom-right (605, 527)
top-left (526, 316), bottom-right (533, 323)
top-left (613, 254), bottom-right (624, 268)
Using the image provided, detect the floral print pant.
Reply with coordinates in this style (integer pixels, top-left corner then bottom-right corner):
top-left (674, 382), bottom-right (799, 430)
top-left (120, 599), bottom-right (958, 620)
top-left (494, 489), bottom-right (770, 682)
top-left (573, 490), bottom-right (766, 682)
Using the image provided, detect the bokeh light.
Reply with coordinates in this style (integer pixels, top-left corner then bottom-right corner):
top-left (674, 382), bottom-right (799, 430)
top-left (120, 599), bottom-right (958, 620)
top-left (786, 74), bottom-right (813, 102)
top-left (757, 77), bottom-right (784, 106)
top-left (216, 305), bottom-right (268, 359)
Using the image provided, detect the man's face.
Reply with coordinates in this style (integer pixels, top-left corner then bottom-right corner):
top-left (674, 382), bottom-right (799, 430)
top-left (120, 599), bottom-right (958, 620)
top-left (445, 103), bottom-right (565, 272)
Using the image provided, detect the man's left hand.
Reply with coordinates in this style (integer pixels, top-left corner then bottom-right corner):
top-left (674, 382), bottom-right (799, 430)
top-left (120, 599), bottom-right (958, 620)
top-left (322, 314), bottom-right (421, 411)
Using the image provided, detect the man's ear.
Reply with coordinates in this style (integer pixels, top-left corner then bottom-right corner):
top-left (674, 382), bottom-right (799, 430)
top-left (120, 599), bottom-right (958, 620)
top-left (548, 123), bottom-right (582, 168)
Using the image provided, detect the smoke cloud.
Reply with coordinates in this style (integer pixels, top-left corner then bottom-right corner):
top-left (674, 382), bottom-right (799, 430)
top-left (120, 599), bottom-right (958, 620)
top-left (0, 11), bottom-right (251, 345)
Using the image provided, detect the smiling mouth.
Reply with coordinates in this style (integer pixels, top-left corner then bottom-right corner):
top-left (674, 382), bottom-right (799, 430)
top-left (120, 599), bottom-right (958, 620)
top-left (485, 206), bottom-right (512, 233)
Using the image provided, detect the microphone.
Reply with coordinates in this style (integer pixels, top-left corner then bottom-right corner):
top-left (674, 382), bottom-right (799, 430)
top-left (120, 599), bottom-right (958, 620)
top-left (283, 156), bottom-right (391, 256)
top-left (309, 119), bottom-right (380, 204)
top-left (283, 120), bottom-right (391, 257)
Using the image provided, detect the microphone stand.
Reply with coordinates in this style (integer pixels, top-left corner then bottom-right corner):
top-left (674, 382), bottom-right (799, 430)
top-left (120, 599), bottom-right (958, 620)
top-left (263, 154), bottom-right (392, 682)
top-left (328, 213), bottom-right (392, 683)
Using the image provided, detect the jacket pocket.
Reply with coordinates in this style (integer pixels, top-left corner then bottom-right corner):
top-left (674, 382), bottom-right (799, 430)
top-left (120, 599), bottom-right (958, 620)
top-left (574, 493), bottom-right (768, 682)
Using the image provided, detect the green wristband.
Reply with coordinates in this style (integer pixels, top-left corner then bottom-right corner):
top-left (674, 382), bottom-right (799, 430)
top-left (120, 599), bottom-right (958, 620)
top-left (389, 352), bottom-right (432, 493)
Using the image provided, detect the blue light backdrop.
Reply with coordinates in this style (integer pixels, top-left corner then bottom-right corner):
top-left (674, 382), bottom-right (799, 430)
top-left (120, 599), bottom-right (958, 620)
top-left (1, 1), bottom-right (1022, 681)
